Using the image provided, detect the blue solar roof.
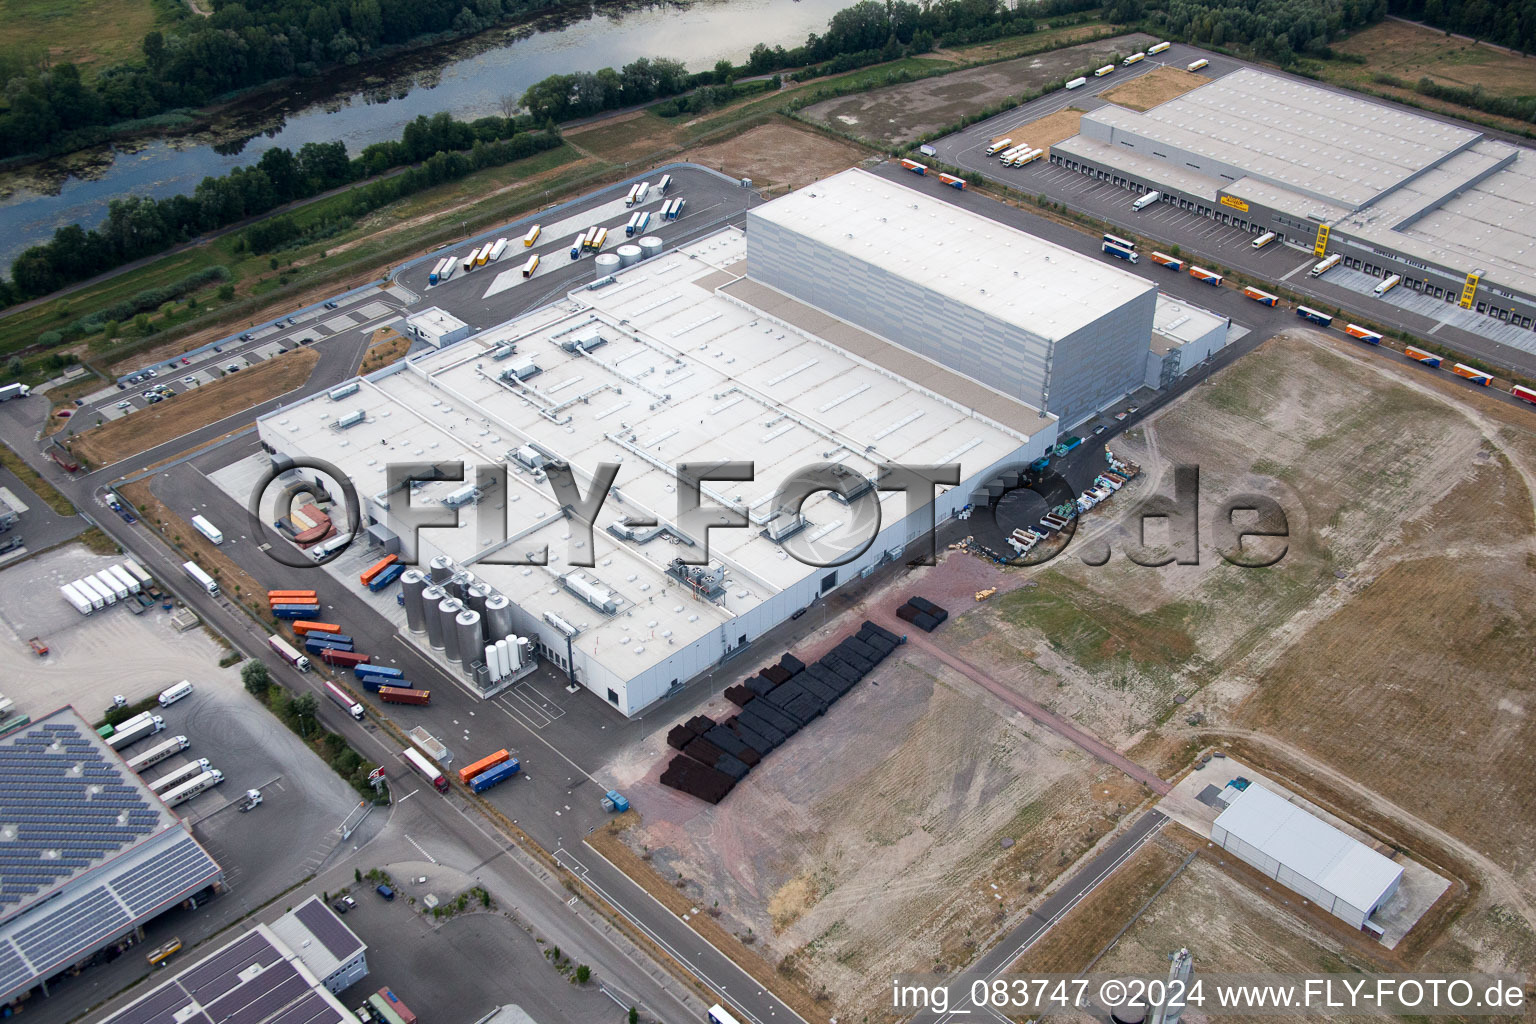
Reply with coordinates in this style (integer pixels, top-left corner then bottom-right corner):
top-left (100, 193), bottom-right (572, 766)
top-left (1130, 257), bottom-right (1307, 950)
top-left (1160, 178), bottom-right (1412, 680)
top-left (0, 716), bottom-right (168, 913)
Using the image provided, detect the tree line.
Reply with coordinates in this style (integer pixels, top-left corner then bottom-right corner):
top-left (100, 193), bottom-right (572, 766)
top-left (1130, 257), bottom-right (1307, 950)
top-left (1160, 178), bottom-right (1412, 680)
top-left (1387, 0), bottom-right (1536, 53)
top-left (1131, 0), bottom-right (1387, 64)
top-left (0, 0), bottom-right (568, 160)
top-left (0, 112), bottom-right (553, 305)
top-left (519, 0), bottom-right (1102, 123)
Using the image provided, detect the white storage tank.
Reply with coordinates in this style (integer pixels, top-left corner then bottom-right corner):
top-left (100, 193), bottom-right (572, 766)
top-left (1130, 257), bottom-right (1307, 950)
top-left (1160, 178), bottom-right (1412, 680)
top-left (638, 236), bottom-right (664, 260)
top-left (594, 253), bottom-right (621, 278)
top-left (616, 244), bottom-right (642, 267)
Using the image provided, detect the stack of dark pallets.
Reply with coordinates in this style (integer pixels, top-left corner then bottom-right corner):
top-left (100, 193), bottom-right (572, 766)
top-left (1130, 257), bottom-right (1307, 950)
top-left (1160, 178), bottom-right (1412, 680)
top-left (894, 595), bottom-right (948, 632)
top-left (660, 622), bottom-right (904, 804)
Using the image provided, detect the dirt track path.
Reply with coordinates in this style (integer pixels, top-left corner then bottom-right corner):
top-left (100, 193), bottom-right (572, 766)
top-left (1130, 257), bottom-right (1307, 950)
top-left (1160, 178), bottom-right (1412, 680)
top-left (1204, 727), bottom-right (1536, 930)
top-left (867, 604), bottom-right (1173, 795)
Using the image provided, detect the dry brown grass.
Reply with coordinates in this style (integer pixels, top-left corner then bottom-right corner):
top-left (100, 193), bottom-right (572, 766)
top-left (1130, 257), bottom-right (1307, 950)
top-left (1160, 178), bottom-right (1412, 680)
top-left (1100, 65), bottom-right (1209, 111)
top-left (1335, 20), bottom-right (1536, 101)
top-left (70, 347), bottom-right (318, 468)
top-left (567, 111), bottom-right (686, 165)
top-left (1012, 838), bottom-right (1188, 973)
top-left (118, 479), bottom-right (268, 617)
top-left (358, 328), bottom-right (408, 375)
top-left (681, 119), bottom-right (873, 191)
top-left (998, 108), bottom-right (1086, 157)
top-left (587, 823), bottom-right (830, 1024)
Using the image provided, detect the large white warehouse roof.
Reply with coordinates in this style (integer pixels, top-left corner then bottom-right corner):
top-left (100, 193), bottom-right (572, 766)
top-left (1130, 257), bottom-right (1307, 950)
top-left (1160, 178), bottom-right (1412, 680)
top-left (1213, 784), bottom-right (1402, 912)
top-left (747, 167), bottom-right (1153, 342)
top-left (259, 229), bottom-right (1039, 686)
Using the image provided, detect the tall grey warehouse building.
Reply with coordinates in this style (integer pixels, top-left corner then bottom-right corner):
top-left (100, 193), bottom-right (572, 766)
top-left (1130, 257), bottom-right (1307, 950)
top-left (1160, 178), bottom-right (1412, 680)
top-left (1053, 68), bottom-right (1536, 332)
top-left (256, 168), bottom-right (1174, 715)
top-left (747, 169), bottom-right (1157, 425)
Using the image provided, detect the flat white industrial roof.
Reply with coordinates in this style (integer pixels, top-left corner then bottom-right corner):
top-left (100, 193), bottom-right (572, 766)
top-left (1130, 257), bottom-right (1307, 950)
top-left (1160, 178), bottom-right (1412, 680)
top-left (260, 229), bottom-right (1035, 680)
top-left (1215, 784), bottom-right (1402, 911)
top-left (1153, 294), bottom-right (1226, 347)
top-left (1050, 135), bottom-right (1222, 202)
top-left (1085, 69), bottom-right (1479, 209)
top-left (747, 167), bottom-right (1153, 341)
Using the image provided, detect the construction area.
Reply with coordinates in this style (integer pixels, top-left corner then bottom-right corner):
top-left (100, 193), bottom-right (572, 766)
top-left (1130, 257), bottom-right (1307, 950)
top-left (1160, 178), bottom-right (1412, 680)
top-left (602, 323), bottom-right (1536, 1014)
top-left (799, 33), bottom-right (1156, 147)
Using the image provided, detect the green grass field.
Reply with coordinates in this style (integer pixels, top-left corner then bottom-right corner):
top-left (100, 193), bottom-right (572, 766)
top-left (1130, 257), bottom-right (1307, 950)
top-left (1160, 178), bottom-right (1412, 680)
top-left (2, 0), bottom-right (170, 76)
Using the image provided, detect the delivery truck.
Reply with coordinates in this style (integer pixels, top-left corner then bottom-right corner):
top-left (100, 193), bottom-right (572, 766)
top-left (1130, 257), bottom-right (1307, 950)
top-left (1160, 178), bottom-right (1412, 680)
top-left (149, 758), bottom-right (210, 794)
top-left (183, 561), bottom-right (219, 595)
top-left (401, 747), bottom-right (449, 793)
top-left (468, 759), bottom-right (520, 793)
top-left (1102, 242), bottom-right (1138, 263)
top-left (268, 634), bottom-right (312, 672)
top-left (321, 649), bottom-right (371, 668)
top-left (191, 515), bottom-right (222, 544)
top-left (324, 681), bottom-right (365, 721)
top-left (161, 769), bottom-right (223, 808)
top-left (106, 714), bottom-right (164, 751)
top-left (126, 735), bottom-right (189, 773)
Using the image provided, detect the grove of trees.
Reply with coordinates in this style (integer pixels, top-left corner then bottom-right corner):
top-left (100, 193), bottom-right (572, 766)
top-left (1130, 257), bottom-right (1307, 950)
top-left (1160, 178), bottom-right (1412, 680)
top-left (1387, 0), bottom-right (1536, 53)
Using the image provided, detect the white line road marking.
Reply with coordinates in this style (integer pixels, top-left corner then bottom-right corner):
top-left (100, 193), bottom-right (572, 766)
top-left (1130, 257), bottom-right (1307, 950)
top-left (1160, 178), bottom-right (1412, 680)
top-left (1280, 258), bottom-right (1313, 282)
top-left (405, 833), bottom-right (439, 864)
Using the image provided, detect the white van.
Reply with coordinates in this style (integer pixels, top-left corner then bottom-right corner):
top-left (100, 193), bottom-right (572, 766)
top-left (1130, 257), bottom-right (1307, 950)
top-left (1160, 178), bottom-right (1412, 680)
top-left (158, 681), bottom-right (194, 707)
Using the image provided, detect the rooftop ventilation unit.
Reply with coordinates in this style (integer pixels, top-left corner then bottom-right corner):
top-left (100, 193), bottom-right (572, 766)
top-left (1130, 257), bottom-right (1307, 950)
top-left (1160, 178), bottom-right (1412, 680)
top-left (561, 331), bottom-right (606, 353)
top-left (501, 360), bottom-right (541, 382)
top-left (328, 382), bottom-right (361, 401)
top-left (441, 483), bottom-right (480, 508)
top-left (827, 463), bottom-right (874, 505)
top-left (543, 610), bottom-right (577, 636)
top-left (762, 511), bottom-right (808, 543)
top-left (561, 571), bottom-right (619, 614)
top-left (667, 559), bottom-right (727, 601)
top-left (332, 409), bottom-right (366, 430)
top-left (491, 343), bottom-right (518, 361)
top-left (510, 444), bottom-right (548, 470)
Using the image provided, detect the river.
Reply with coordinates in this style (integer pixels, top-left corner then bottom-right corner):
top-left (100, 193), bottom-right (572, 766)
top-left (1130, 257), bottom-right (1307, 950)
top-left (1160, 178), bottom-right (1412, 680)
top-left (0, 0), bottom-right (850, 272)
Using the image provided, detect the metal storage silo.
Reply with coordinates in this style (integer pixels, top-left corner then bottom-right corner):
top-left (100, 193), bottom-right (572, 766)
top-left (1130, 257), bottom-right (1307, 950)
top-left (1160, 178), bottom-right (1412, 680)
top-left (428, 555), bottom-right (453, 584)
top-left (466, 582), bottom-right (489, 623)
top-left (421, 585), bottom-right (446, 648)
top-left (594, 253), bottom-right (621, 278)
top-left (484, 593), bottom-right (513, 640)
top-left (438, 597), bottom-right (463, 661)
top-left (638, 236), bottom-right (663, 260)
top-left (512, 636), bottom-right (530, 670)
top-left (400, 569), bottom-right (428, 634)
top-left (455, 610), bottom-right (482, 674)
top-left (484, 644), bottom-right (501, 681)
top-left (495, 638), bottom-right (510, 679)
top-left (616, 244), bottom-right (642, 267)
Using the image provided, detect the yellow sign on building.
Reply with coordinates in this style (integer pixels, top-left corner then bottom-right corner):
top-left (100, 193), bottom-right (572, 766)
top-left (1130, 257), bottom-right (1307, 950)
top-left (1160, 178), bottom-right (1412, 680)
top-left (1313, 223), bottom-right (1330, 258)
top-left (1220, 195), bottom-right (1249, 213)
top-left (1459, 271), bottom-right (1480, 309)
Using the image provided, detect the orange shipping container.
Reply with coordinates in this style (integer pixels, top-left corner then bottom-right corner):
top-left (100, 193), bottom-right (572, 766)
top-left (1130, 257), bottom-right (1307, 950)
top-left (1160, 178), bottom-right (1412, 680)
top-left (457, 749), bottom-right (511, 785)
top-left (360, 555), bottom-right (398, 586)
top-left (269, 590), bottom-right (318, 603)
top-left (292, 621), bottom-right (342, 636)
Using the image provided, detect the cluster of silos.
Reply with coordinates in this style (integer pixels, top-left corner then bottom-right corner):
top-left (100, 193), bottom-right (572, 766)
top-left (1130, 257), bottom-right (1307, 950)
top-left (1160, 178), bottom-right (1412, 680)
top-left (483, 634), bottom-right (530, 682)
top-left (400, 554), bottom-right (532, 679)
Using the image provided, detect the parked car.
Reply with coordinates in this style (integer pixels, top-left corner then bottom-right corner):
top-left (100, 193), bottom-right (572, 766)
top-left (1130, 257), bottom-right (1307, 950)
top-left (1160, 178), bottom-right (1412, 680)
top-left (181, 357), bottom-right (190, 365)
top-left (375, 884), bottom-right (395, 901)
top-left (324, 301), bottom-right (338, 309)
top-left (238, 333), bottom-right (251, 341)
top-left (145, 369), bottom-right (157, 378)
top-left (147, 395), bottom-right (163, 404)
top-left (286, 316), bottom-right (297, 325)
top-left (331, 896), bottom-right (357, 914)
top-left (182, 376), bottom-right (198, 386)
top-left (119, 507), bottom-right (138, 524)
top-left (116, 400), bottom-right (131, 410)
top-left (1093, 424), bottom-right (1108, 435)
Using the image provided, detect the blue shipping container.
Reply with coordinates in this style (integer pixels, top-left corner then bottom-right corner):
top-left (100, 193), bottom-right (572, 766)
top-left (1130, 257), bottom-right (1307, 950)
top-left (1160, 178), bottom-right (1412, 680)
top-left (273, 604), bottom-right (322, 619)
top-left (469, 759), bottom-right (520, 793)
top-left (368, 564), bottom-right (405, 592)
top-left (305, 636), bottom-right (354, 653)
top-left (355, 665), bottom-right (404, 681)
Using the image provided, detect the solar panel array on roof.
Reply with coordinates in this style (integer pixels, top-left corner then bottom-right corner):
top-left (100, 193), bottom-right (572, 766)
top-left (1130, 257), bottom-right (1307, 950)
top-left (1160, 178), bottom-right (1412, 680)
top-left (178, 932), bottom-right (279, 1004)
top-left (207, 962), bottom-right (308, 1024)
top-left (111, 835), bottom-right (220, 916)
top-left (0, 941), bottom-right (27, 995)
top-left (0, 718), bottom-right (166, 911)
top-left (266, 992), bottom-right (346, 1024)
top-left (291, 899), bottom-right (362, 962)
top-left (13, 885), bottom-right (128, 967)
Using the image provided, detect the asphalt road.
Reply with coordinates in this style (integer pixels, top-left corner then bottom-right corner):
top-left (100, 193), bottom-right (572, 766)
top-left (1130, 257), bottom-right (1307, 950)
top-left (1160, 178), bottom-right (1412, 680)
top-left (919, 812), bottom-right (1169, 1024)
top-left (929, 42), bottom-right (1536, 383)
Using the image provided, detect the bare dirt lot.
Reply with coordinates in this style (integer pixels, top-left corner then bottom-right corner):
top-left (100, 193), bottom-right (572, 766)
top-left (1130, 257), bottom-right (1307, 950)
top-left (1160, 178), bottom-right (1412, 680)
top-left (942, 328), bottom-right (1536, 981)
top-left (1100, 64), bottom-right (1209, 111)
top-left (991, 108), bottom-right (1086, 156)
top-left (680, 119), bottom-right (873, 191)
top-left (609, 568), bottom-right (1147, 1020)
top-left (70, 347), bottom-right (319, 468)
top-left (800, 33), bottom-right (1156, 147)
